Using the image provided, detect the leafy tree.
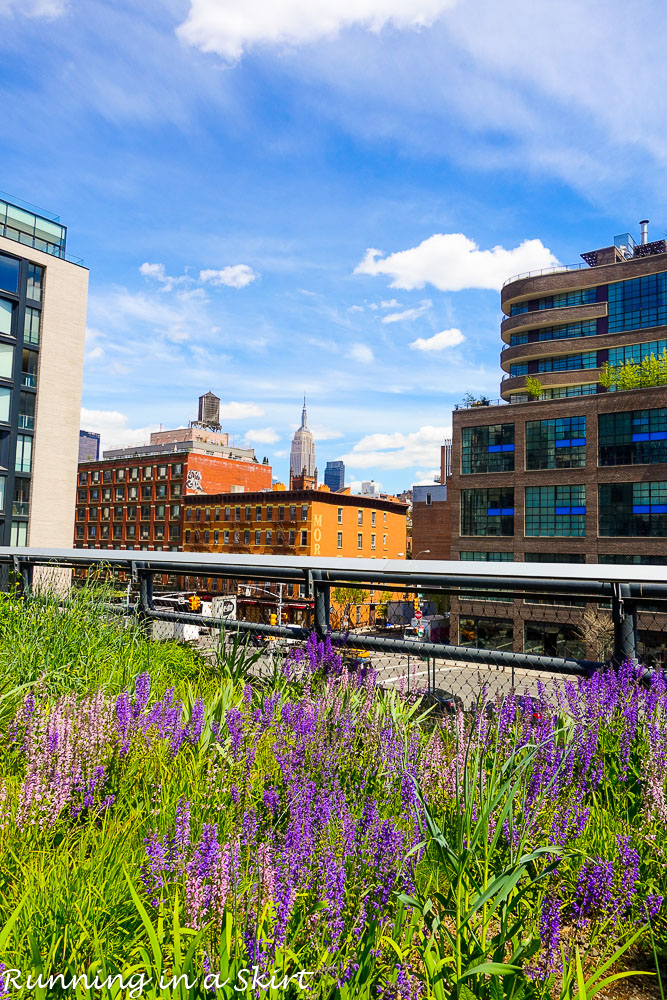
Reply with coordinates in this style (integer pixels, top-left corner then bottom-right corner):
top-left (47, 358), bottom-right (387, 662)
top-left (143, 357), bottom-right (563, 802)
top-left (332, 587), bottom-right (369, 606)
top-left (525, 376), bottom-right (543, 400)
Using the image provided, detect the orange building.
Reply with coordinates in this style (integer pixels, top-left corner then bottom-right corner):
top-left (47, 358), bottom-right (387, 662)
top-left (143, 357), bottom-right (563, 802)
top-left (182, 485), bottom-right (409, 627)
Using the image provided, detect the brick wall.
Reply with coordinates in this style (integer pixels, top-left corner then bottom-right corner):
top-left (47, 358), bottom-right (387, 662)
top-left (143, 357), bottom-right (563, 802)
top-left (185, 453), bottom-right (272, 495)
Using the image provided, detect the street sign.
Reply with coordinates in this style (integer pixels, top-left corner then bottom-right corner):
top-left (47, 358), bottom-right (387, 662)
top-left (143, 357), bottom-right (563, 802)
top-left (414, 610), bottom-right (423, 620)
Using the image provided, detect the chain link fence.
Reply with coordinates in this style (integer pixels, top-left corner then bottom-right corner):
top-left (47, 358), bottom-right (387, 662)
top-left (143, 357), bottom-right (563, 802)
top-left (2, 549), bottom-right (665, 709)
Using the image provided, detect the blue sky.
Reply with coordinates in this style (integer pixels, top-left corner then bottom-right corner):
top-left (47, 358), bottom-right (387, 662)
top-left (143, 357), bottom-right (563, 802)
top-left (2, 0), bottom-right (667, 491)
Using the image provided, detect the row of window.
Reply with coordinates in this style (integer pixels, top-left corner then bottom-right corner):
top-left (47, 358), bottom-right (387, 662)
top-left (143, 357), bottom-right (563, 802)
top-left (76, 524), bottom-right (181, 540)
top-left (462, 408), bottom-right (667, 472)
top-left (78, 463), bottom-right (184, 486)
top-left (187, 528), bottom-right (310, 547)
top-left (509, 287), bottom-right (597, 316)
top-left (509, 318), bottom-right (597, 346)
top-left (510, 350), bottom-right (598, 377)
top-left (509, 383), bottom-right (598, 403)
top-left (185, 504), bottom-right (386, 525)
top-left (77, 504), bottom-right (181, 521)
top-left (78, 482), bottom-right (180, 502)
top-left (461, 482), bottom-right (667, 536)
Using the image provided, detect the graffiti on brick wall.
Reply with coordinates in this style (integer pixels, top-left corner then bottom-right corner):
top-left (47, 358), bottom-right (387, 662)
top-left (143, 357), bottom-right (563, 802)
top-left (185, 469), bottom-right (204, 493)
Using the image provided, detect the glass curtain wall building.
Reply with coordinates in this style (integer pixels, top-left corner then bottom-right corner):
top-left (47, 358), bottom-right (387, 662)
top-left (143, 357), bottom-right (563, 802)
top-left (0, 195), bottom-right (88, 547)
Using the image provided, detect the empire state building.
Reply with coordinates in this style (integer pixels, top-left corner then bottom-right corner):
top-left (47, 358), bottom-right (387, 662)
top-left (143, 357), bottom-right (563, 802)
top-left (289, 399), bottom-right (317, 488)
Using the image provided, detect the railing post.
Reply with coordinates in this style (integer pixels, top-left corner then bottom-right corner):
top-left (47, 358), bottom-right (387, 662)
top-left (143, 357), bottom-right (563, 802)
top-left (311, 572), bottom-right (330, 640)
top-left (11, 556), bottom-right (33, 597)
top-left (611, 582), bottom-right (638, 667)
top-left (135, 565), bottom-right (154, 639)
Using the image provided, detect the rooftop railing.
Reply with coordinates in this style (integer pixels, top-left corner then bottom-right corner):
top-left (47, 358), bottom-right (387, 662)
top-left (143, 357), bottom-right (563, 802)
top-left (502, 262), bottom-right (590, 288)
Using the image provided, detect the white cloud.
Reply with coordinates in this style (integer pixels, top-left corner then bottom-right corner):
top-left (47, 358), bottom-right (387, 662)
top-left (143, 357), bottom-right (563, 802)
top-left (80, 408), bottom-right (160, 453)
top-left (177, 0), bottom-right (456, 59)
top-left (382, 299), bottom-right (432, 324)
top-left (0, 0), bottom-right (66, 16)
top-left (381, 299), bottom-right (402, 309)
top-left (413, 469), bottom-right (441, 485)
top-left (309, 424), bottom-right (343, 441)
top-left (355, 233), bottom-right (559, 291)
top-left (341, 425), bottom-right (450, 470)
top-left (220, 401), bottom-right (264, 419)
top-left (410, 327), bottom-right (465, 351)
top-left (199, 265), bottom-right (257, 288)
top-left (348, 342), bottom-right (374, 364)
top-left (245, 426), bottom-right (280, 444)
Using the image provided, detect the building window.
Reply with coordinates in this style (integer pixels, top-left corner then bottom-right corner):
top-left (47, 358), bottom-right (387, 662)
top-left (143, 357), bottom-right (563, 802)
top-left (204, 530), bottom-right (210, 543)
top-left (185, 529), bottom-right (191, 543)
top-left (525, 622), bottom-right (585, 659)
top-left (0, 298), bottom-right (14, 339)
top-left (169, 525), bottom-right (179, 540)
top-left (90, 488), bottom-right (99, 502)
top-left (383, 534), bottom-right (387, 546)
top-left (300, 530), bottom-right (308, 546)
top-left (290, 505), bottom-right (296, 520)
top-left (156, 484), bottom-right (167, 499)
top-left (460, 551), bottom-right (514, 561)
top-left (609, 338), bottom-right (667, 368)
top-left (15, 434), bottom-right (32, 473)
top-left (171, 484), bottom-right (182, 498)
top-left (599, 408), bottom-right (667, 466)
top-left (26, 263), bottom-right (43, 302)
top-left (143, 466), bottom-right (153, 480)
top-left (244, 530), bottom-right (250, 544)
top-left (128, 485), bottom-right (138, 500)
top-left (0, 343), bottom-right (13, 380)
top-left (371, 533), bottom-right (376, 550)
top-left (301, 505), bottom-right (308, 521)
top-left (459, 617), bottom-right (513, 651)
top-left (127, 505), bottom-right (137, 520)
top-left (266, 529), bottom-right (273, 544)
top-left (255, 530), bottom-right (261, 545)
top-left (509, 288), bottom-right (595, 315)
top-left (114, 505), bottom-right (123, 519)
top-left (214, 507), bottom-right (220, 521)
top-left (371, 511), bottom-right (376, 525)
top-left (154, 525), bottom-right (164, 540)
top-left (525, 485), bottom-right (586, 536)
top-left (255, 506), bottom-right (262, 521)
top-left (155, 505), bottom-right (165, 520)
top-left (0, 254), bottom-right (20, 295)
top-left (88, 524), bottom-right (97, 539)
top-left (510, 319), bottom-right (597, 346)
top-left (461, 424), bottom-right (515, 474)
top-left (235, 506), bottom-right (241, 521)
top-left (102, 488), bottom-right (112, 501)
top-left (599, 481), bottom-right (667, 536)
top-left (524, 552), bottom-right (586, 563)
top-left (157, 465), bottom-right (167, 479)
top-left (129, 467), bottom-right (139, 481)
top-left (78, 472), bottom-right (88, 485)
top-left (141, 485), bottom-right (152, 500)
top-left (525, 416), bottom-right (586, 470)
top-left (77, 489), bottom-right (87, 502)
top-left (337, 508), bottom-right (343, 524)
top-left (170, 504), bottom-right (180, 518)
top-left (101, 506), bottom-right (111, 521)
top-left (102, 468), bottom-right (113, 484)
top-left (357, 532), bottom-right (363, 549)
top-left (213, 530), bottom-right (219, 544)
top-left (289, 530), bottom-right (295, 545)
top-left (113, 525), bottom-right (122, 539)
top-left (11, 520), bottom-right (27, 546)
top-left (266, 506), bottom-right (273, 521)
top-left (172, 463), bottom-right (183, 477)
top-left (77, 507), bottom-right (85, 520)
top-left (76, 526), bottom-right (84, 540)
top-left (114, 487), bottom-right (124, 501)
top-left (608, 272), bottom-right (667, 334)
top-left (116, 468), bottom-right (126, 482)
top-left (337, 531), bottom-right (343, 548)
top-left (140, 505), bottom-right (151, 520)
top-left (461, 488), bottom-right (514, 536)
top-left (357, 510), bottom-right (363, 525)
top-left (140, 525), bottom-right (150, 540)
top-left (278, 506), bottom-right (284, 521)
top-left (223, 530), bottom-right (229, 544)
top-left (0, 387), bottom-right (11, 423)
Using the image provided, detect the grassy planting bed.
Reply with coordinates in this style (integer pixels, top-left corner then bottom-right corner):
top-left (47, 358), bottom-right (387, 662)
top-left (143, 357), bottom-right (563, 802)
top-left (0, 587), bottom-right (665, 998)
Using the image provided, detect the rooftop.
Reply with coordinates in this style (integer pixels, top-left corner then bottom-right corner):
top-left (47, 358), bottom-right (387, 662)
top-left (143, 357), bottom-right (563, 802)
top-left (0, 192), bottom-right (83, 265)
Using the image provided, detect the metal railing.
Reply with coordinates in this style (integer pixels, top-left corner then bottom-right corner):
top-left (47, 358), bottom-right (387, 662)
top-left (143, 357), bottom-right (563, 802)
top-left (1, 548), bottom-right (666, 703)
top-left (502, 262), bottom-right (590, 288)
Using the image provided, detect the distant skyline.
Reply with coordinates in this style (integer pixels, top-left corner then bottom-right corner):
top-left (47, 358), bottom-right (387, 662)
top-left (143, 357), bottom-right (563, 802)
top-left (2, 0), bottom-right (666, 490)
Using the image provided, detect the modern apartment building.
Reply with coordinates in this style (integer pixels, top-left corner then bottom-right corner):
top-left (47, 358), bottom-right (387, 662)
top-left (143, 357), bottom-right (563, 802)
top-left (74, 396), bottom-right (272, 551)
top-left (0, 195), bottom-right (88, 547)
top-left (446, 221), bottom-right (667, 664)
top-left (324, 460), bottom-right (345, 491)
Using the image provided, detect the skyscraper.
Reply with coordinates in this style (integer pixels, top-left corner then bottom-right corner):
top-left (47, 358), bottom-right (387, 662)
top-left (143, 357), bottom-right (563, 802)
top-left (0, 194), bottom-right (88, 547)
top-left (289, 398), bottom-right (316, 488)
top-left (324, 460), bottom-right (345, 491)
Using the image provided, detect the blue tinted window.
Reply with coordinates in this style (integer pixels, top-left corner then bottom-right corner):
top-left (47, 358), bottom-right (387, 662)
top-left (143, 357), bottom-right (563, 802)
top-left (0, 254), bottom-right (19, 295)
top-left (608, 272), bottom-right (667, 333)
top-left (525, 485), bottom-right (586, 536)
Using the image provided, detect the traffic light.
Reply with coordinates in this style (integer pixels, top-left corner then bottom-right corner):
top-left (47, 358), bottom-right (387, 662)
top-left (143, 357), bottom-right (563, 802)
top-left (269, 612), bottom-right (277, 626)
top-left (188, 594), bottom-right (201, 611)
